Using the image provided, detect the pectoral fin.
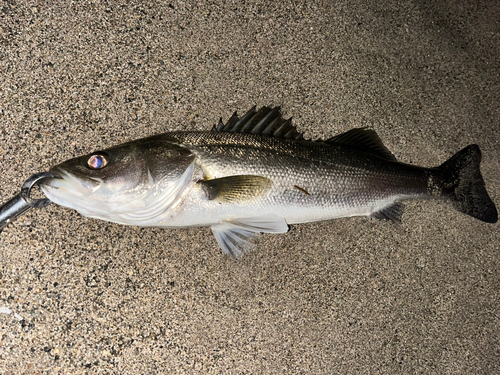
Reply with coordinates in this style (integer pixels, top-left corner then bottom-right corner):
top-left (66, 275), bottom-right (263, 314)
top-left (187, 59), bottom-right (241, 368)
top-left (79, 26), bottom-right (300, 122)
top-left (211, 214), bottom-right (289, 257)
top-left (199, 175), bottom-right (273, 203)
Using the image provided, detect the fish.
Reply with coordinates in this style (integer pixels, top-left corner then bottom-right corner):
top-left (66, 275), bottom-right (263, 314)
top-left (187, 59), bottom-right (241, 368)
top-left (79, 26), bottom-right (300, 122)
top-left (40, 106), bottom-right (498, 257)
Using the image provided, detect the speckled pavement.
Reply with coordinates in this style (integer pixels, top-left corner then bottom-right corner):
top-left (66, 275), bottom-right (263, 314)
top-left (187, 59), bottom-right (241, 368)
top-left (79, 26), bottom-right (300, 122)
top-left (1, 1), bottom-right (499, 374)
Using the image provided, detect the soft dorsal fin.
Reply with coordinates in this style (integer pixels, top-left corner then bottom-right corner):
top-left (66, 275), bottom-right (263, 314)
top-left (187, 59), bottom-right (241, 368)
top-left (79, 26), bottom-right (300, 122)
top-left (212, 106), bottom-right (304, 140)
top-left (327, 128), bottom-right (397, 161)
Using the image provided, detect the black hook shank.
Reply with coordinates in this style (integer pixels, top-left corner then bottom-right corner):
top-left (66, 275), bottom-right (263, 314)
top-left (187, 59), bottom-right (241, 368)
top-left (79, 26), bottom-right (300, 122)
top-left (0, 172), bottom-right (53, 233)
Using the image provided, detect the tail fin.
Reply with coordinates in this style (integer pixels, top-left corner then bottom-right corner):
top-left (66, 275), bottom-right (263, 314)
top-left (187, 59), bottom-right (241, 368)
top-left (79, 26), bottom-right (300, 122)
top-left (436, 145), bottom-right (497, 223)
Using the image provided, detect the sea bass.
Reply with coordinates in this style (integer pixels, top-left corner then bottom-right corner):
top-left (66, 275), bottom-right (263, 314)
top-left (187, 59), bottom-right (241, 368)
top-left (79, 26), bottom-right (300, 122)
top-left (40, 106), bottom-right (498, 256)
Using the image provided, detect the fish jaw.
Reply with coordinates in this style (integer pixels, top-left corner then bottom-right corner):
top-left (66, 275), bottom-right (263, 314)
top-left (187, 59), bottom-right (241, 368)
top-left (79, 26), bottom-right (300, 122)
top-left (40, 167), bottom-right (113, 217)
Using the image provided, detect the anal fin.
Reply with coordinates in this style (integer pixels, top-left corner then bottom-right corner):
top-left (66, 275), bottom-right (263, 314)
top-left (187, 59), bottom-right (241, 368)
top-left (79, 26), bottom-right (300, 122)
top-left (370, 202), bottom-right (405, 222)
top-left (211, 214), bottom-right (289, 257)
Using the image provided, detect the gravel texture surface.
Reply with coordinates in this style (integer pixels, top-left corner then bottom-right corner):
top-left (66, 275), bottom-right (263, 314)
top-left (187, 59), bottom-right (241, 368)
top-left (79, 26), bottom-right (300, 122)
top-left (1, 1), bottom-right (499, 374)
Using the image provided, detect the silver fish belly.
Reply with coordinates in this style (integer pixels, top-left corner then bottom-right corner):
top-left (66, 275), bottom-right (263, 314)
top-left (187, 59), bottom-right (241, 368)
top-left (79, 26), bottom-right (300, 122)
top-left (41, 106), bottom-right (498, 257)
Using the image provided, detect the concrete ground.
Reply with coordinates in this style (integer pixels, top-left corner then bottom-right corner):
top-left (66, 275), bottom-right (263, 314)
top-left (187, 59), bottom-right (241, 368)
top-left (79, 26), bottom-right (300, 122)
top-left (1, 0), bottom-right (499, 373)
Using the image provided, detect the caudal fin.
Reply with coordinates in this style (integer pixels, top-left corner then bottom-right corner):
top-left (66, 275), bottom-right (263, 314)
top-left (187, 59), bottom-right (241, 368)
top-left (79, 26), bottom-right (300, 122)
top-left (436, 145), bottom-right (497, 223)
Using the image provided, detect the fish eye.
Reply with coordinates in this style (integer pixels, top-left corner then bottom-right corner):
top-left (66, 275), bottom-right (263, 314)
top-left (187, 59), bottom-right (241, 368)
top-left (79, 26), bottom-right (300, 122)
top-left (87, 154), bottom-right (108, 169)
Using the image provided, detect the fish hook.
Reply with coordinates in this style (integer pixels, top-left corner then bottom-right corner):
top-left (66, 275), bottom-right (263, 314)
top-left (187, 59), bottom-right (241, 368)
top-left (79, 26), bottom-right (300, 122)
top-left (0, 172), bottom-right (53, 233)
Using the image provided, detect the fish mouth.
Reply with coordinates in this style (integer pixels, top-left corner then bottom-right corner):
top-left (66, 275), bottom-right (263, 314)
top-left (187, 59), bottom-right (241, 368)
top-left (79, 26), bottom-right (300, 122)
top-left (42, 167), bottom-right (103, 194)
top-left (39, 166), bottom-right (105, 214)
top-left (38, 167), bottom-right (64, 192)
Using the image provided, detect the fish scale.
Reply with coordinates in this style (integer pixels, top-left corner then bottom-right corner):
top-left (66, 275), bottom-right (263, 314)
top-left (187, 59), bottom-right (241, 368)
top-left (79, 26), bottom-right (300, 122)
top-left (176, 131), bottom-right (428, 214)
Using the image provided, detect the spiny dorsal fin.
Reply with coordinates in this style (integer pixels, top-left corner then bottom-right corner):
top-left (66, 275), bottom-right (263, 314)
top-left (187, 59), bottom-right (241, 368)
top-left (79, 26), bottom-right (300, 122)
top-left (327, 128), bottom-right (397, 161)
top-left (198, 175), bottom-right (273, 203)
top-left (212, 106), bottom-right (304, 140)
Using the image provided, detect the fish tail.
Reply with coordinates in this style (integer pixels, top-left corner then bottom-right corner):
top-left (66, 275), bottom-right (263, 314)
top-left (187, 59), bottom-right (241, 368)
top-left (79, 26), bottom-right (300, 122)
top-left (433, 144), bottom-right (497, 223)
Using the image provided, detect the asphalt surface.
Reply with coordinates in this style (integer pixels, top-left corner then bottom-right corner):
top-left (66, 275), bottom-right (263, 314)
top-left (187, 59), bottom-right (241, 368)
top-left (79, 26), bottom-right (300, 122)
top-left (1, 1), bottom-right (499, 374)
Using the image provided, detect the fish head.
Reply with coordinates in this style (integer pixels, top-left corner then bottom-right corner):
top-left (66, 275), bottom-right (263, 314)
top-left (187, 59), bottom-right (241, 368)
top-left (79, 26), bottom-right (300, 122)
top-left (41, 135), bottom-right (196, 224)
